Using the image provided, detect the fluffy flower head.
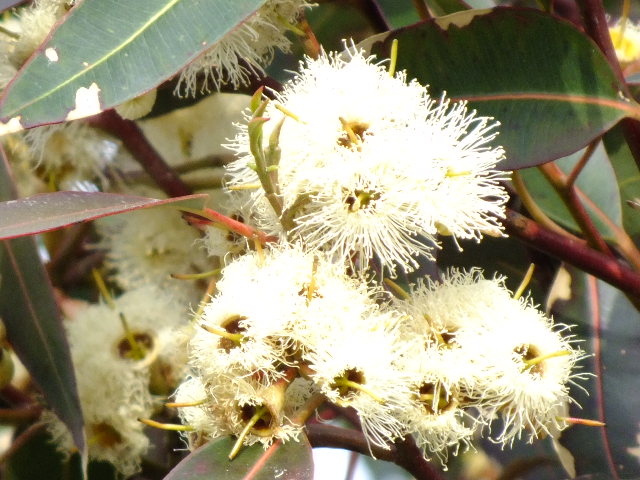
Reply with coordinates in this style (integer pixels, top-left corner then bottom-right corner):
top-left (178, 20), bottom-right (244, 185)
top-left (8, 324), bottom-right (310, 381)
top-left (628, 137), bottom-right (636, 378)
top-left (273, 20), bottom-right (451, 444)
top-left (226, 45), bottom-right (508, 274)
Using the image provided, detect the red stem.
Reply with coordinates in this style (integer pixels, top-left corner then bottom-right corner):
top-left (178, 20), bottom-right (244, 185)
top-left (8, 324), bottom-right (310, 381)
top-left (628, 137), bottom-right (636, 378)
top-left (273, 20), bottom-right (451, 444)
top-left (88, 110), bottom-right (192, 197)
top-left (306, 424), bottom-right (445, 480)
top-left (504, 209), bottom-right (640, 298)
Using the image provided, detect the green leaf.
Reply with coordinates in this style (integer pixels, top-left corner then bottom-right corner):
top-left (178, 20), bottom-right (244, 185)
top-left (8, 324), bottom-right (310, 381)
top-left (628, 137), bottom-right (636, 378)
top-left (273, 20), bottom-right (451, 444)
top-left (518, 143), bottom-right (623, 241)
top-left (0, 191), bottom-right (207, 240)
top-left (0, 150), bottom-right (86, 469)
top-left (0, 0), bottom-right (268, 131)
top-left (369, 8), bottom-right (637, 169)
top-left (165, 436), bottom-right (314, 480)
top-left (602, 125), bottom-right (640, 240)
top-left (550, 267), bottom-right (640, 478)
top-left (425, 0), bottom-right (471, 16)
top-left (374, 0), bottom-right (420, 29)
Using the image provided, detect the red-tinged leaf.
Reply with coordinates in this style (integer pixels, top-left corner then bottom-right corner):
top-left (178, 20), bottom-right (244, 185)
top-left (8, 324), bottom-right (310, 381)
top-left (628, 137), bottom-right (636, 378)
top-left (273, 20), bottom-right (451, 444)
top-left (164, 436), bottom-right (314, 480)
top-left (0, 148), bottom-right (87, 473)
top-left (550, 267), bottom-right (640, 478)
top-left (367, 8), bottom-right (638, 169)
top-left (0, 191), bottom-right (207, 240)
top-left (0, 0), bottom-right (269, 132)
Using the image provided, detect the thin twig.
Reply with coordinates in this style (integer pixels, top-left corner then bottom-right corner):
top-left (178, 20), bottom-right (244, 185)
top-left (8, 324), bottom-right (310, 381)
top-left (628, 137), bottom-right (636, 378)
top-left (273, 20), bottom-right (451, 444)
top-left (0, 385), bottom-right (33, 407)
top-left (504, 209), bottom-right (640, 298)
top-left (0, 406), bottom-right (42, 424)
top-left (511, 171), bottom-right (576, 237)
top-left (306, 424), bottom-right (445, 480)
top-left (538, 162), bottom-right (640, 271)
top-left (307, 424), bottom-right (395, 461)
top-left (567, 139), bottom-right (599, 187)
top-left (0, 422), bottom-right (46, 464)
top-left (412, 0), bottom-right (432, 20)
top-left (88, 110), bottom-right (192, 197)
top-left (538, 162), bottom-right (613, 255)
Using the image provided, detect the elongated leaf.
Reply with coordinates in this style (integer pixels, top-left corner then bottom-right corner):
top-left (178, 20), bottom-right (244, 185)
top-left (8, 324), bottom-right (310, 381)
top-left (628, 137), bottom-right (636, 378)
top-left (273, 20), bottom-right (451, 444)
top-left (368, 8), bottom-right (637, 169)
top-left (550, 267), bottom-right (640, 478)
top-left (518, 143), bottom-right (623, 240)
top-left (0, 191), bottom-right (207, 240)
top-left (602, 125), bottom-right (640, 240)
top-left (0, 0), bottom-right (268, 133)
top-left (165, 436), bottom-right (314, 480)
top-left (0, 150), bottom-right (86, 469)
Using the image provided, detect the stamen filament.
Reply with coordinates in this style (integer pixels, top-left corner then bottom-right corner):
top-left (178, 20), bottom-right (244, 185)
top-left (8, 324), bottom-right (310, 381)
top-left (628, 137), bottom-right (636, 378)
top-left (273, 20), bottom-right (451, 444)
top-left (165, 399), bottom-right (207, 408)
top-left (193, 277), bottom-right (218, 321)
top-left (445, 167), bottom-right (472, 177)
top-left (274, 103), bottom-right (303, 123)
top-left (92, 268), bottom-right (115, 309)
top-left (513, 263), bottom-right (536, 300)
top-left (254, 235), bottom-right (265, 266)
top-left (120, 313), bottom-right (146, 361)
top-left (383, 278), bottom-right (410, 300)
top-left (388, 39), bottom-right (399, 77)
top-left (275, 14), bottom-right (306, 36)
top-left (171, 269), bottom-right (221, 280)
top-left (138, 418), bottom-right (194, 431)
top-left (338, 117), bottom-right (361, 147)
top-left (558, 416), bottom-right (606, 427)
top-left (332, 378), bottom-right (384, 404)
top-left (524, 349), bottom-right (571, 367)
top-left (201, 324), bottom-right (243, 345)
top-left (306, 257), bottom-right (319, 305)
top-left (227, 184), bottom-right (262, 190)
top-left (229, 406), bottom-right (268, 460)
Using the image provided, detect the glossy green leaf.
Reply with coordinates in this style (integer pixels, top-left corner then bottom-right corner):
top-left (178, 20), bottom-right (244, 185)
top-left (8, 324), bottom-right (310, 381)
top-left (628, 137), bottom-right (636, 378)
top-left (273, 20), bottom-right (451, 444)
top-left (165, 436), bottom-right (314, 480)
top-left (0, 0), bottom-right (268, 131)
top-left (425, 0), bottom-right (471, 16)
top-left (0, 191), bottom-right (207, 240)
top-left (550, 267), bottom-right (640, 478)
top-left (602, 125), bottom-right (640, 240)
top-left (369, 8), bottom-right (637, 169)
top-left (374, 0), bottom-right (419, 29)
top-left (0, 150), bottom-right (86, 469)
top-left (518, 143), bottom-right (623, 241)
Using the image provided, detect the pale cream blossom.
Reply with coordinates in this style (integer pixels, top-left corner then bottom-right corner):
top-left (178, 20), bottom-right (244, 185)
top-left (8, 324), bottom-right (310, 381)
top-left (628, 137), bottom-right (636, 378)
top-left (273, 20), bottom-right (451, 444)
top-left (226, 46), bottom-right (508, 274)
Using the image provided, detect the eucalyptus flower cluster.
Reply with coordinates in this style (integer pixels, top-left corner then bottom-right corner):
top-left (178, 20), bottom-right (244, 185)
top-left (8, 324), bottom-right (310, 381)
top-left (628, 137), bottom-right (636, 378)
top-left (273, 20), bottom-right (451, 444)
top-left (165, 43), bottom-right (587, 466)
top-left (226, 45), bottom-right (509, 274)
top-left (25, 34), bottom-right (589, 477)
top-left (44, 286), bottom-right (191, 476)
top-left (175, 246), bottom-right (585, 464)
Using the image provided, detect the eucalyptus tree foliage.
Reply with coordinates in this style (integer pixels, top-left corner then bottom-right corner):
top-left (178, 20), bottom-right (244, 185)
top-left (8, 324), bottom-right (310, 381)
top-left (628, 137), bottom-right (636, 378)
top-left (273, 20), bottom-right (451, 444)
top-left (0, 1), bottom-right (640, 479)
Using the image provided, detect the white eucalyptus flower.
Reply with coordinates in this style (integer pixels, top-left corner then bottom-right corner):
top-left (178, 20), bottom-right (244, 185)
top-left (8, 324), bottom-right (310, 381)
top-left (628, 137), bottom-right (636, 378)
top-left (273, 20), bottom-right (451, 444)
top-left (396, 268), bottom-right (586, 447)
top-left (45, 285), bottom-right (189, 475)
top-left (226, 46), bottom-right (508, 274)
top-left (96, 207), bottom-right (211, 302)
